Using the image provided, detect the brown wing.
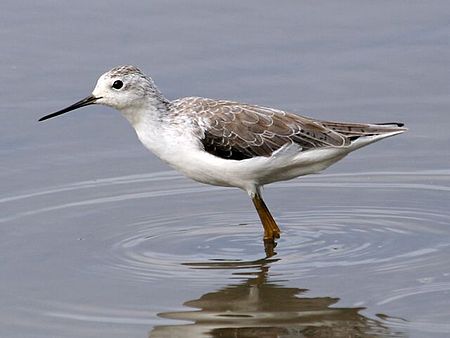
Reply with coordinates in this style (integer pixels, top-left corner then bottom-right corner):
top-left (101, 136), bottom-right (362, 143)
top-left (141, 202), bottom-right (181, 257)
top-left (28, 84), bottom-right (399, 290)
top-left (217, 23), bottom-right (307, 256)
top-left (174, 98), bottom-right (349, 160)
top-left (172, 97), bottom-right (406, 160)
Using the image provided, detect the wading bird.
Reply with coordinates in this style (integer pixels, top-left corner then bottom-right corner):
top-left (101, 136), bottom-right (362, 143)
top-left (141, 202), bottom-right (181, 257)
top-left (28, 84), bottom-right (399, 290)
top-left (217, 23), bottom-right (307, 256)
top-left (40, 65), bottom-right (406, 254)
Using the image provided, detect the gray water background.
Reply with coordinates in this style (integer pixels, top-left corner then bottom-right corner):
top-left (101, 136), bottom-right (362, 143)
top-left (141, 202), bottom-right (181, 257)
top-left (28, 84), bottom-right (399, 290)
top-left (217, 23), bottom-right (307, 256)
top-left (1, 1), bottom-right (450, 337)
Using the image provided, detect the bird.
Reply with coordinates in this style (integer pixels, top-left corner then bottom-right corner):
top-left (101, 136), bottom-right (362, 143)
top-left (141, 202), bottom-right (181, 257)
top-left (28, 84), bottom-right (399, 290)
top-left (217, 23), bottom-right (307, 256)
top-left (39, 65), bottom-right (406, 253)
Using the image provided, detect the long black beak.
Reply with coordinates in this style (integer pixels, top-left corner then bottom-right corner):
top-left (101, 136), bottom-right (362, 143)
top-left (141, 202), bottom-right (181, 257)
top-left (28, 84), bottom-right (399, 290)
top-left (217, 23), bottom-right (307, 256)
top-left (38, 95), bottom-right (101, 121)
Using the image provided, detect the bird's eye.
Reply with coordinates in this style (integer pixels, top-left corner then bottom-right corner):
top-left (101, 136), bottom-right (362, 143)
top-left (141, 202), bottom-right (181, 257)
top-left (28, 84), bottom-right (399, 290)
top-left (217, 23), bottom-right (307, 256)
top-left (112, 80), bottom-right (123, 90)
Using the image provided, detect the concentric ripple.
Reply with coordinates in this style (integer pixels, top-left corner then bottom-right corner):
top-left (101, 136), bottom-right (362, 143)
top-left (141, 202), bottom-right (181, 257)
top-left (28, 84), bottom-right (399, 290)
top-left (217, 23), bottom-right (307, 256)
top-left (276, 206), bottom-right (449, 275)
top-left (1, 169), bottom-right (450, 335)
top-left (92, 211), bottom-right (266, 283)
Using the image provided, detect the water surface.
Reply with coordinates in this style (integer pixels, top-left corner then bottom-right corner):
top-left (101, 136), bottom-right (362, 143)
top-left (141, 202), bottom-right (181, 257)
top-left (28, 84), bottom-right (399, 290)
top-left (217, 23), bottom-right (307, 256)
top-left (1, 1), bottom-right (450, 337)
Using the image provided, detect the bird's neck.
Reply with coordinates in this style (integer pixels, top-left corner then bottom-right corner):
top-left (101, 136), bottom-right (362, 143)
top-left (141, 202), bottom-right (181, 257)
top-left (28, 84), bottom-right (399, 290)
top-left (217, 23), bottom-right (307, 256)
top-left (120, 96), bottom-right (169, 127)
top-left (121, 96), bottom-right (176, 159)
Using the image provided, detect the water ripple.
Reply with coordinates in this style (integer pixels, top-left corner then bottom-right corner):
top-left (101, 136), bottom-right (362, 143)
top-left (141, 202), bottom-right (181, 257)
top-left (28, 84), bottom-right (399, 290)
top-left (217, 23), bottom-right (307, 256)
top-left (1, 169), bottom-right (449, 336)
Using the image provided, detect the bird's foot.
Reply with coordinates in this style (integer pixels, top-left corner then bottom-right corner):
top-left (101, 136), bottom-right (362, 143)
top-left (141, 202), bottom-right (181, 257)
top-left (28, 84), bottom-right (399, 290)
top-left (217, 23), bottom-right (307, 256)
top-left (263, 237), bottom-right (278, 258)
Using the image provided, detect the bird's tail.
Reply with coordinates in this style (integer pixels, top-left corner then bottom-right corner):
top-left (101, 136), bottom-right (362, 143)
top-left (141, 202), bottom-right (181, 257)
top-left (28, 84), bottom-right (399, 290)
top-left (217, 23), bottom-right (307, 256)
top-left (318, 120), bottom-right (407, 139)
top-left (315, 119), bottom-right (407, 150)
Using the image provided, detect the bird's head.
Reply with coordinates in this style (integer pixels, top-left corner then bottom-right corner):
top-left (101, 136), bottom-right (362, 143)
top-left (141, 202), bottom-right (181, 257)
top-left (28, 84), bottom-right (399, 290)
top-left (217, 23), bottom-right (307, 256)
top-left (39, 65), bottom-right (166, 122)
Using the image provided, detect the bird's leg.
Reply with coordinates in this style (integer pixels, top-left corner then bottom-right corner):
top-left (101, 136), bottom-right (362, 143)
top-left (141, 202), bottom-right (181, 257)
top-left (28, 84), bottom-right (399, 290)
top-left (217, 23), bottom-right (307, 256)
top-left (251, 193), bottom-right (281, 242)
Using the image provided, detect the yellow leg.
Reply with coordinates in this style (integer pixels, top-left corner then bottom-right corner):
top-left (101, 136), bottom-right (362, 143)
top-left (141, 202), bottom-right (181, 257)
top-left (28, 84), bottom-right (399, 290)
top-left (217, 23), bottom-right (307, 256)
top-left (251, 193), bottom-right (281, 241)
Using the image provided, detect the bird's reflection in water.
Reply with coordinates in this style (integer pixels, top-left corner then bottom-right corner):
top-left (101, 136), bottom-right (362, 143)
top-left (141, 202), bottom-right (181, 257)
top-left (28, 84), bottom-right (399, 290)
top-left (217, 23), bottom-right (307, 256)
top-left (150, 257), bottom-right (405, 338)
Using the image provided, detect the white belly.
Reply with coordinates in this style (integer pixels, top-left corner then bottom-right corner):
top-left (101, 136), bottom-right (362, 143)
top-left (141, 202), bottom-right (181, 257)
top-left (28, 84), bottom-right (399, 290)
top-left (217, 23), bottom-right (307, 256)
top-left (151, 143), bottom-right (350, 193)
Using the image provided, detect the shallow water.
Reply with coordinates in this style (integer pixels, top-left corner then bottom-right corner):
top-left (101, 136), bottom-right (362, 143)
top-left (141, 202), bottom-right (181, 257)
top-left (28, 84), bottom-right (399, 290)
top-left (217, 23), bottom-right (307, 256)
top-left (2, 170), bottom-right (450, 337)
top-left (1, 1), bottom-right (450, 337)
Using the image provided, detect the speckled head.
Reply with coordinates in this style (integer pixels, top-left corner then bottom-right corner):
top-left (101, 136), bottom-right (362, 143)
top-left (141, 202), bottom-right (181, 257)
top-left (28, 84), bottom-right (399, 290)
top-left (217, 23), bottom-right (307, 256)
top-left (93, 65), bottom-right (167, 110)
top-left (39, 65), bottom-right (168, 122)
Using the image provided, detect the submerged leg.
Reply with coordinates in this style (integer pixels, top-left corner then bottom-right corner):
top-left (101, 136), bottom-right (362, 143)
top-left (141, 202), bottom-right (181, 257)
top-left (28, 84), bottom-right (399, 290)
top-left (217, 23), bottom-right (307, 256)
top-left (251, 192), bottom-right (281, 242)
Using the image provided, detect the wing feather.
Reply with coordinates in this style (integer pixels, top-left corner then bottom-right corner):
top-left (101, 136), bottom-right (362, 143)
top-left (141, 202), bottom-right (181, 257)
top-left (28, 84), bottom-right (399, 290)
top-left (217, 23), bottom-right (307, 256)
top-left (171, 97), bottom-right (403, 161)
